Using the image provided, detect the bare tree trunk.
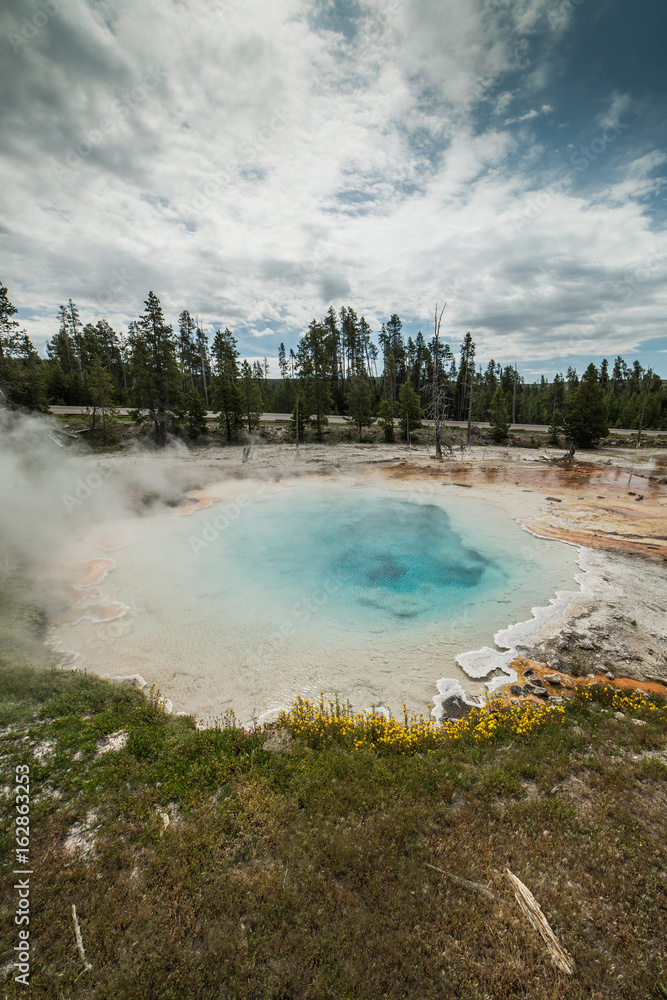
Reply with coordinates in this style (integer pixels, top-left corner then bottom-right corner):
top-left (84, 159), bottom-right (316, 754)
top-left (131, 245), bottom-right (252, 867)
top-left (433, 303), bottom-right (446, 459)
top-left (70, 301), bottom-right (84, 378)
top-left (512, 363), bottom-right (517, 424)
top-left (364, 342), bottom-right (373, 384)
top-left (466, 368), bottom-right (474, 448)
top-left (636, 370), bottom-right (652, 449)
top-left (201, 354), bottom-right (209, 409)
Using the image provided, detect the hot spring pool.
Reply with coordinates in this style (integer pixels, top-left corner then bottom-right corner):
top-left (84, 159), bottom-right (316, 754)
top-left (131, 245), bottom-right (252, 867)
top-left (50, 478), bottom-right (582, 723)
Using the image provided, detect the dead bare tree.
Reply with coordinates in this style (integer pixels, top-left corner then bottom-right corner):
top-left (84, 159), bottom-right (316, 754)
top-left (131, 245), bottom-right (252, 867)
top-left (432, 302), bottom-right (447, 459)
top-left (636, 368), bottom-right (653, 449)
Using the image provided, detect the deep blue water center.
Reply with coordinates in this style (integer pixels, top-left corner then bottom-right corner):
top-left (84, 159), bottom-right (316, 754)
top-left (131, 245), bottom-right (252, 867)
top-left (333, 500), bottom-right (488, 595)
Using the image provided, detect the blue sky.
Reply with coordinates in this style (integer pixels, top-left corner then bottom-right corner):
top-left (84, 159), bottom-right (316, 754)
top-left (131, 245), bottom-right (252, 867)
top-left (1, 0), bottom-right (666, 378)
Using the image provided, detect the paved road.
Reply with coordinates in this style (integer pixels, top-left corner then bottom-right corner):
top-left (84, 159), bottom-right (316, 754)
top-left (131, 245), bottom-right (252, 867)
top-left (49, 406), bottom-right (662, 437)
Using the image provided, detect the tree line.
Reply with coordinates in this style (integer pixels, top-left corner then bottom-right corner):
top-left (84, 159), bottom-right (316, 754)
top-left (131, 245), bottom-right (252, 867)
top-left (1, 282), bottom-right (665, 446)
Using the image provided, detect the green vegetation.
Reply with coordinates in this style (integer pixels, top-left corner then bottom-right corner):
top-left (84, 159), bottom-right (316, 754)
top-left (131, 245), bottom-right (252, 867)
top-left (345, 372), bottom-right (375, 442)
top-left (127, 292), bottom-right (183, 446)
top-left (376, 398), bottom-right (395, 442)
top-left (398, 381), bottom-right (423, 443)
top-left (211, 326), bottom-right (244, 442)
top-left (548, 408), bottom-right (565, 447)
top-left (564, 363), bottom-right (609, 448)
top-left (239, 359), bottom-right (263, 433)
top-left (0, 285), bottom-right (48, 411)
top-left (489, 384), bottom-right (510, 443)
top-left (294, 320), bottom-right (334, 442)
top-left (1, 575), bottom-right (666, 998)
top-left (2, 281), bottom-right (667, 446)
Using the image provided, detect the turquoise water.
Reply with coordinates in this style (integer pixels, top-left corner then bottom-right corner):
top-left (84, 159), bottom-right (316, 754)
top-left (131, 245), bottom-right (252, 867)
top-left (53, 481), bottom-right (581, 722)
top-left (199, 490), bottom-right (502, 625)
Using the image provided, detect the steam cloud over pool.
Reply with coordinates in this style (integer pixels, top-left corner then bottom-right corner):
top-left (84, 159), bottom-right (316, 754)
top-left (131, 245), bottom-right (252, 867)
top-left (50, 479), bottom-right (581, 724)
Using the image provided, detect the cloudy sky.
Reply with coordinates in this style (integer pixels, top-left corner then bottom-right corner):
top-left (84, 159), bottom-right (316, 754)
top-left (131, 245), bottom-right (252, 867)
top-left (1, 0), bottom-right (666, 377)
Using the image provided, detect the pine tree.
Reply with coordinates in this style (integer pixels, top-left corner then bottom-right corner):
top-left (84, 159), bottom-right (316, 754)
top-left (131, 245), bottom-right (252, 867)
top-left (178, 310), bottom-right (198, 390)
top-left (383, 353), bottom-right (397, 408)
top-left (321, 308), bottom-right (341, 408)
top-left (67, 299), bottom-right (85, 378)
top-left (196, 323), bottom-right (210, 408)
top-left (564, 363), bottom-right (609, 448)
top-left (0, 285), bottom-right (47, 410)
top-left (48, 306), bottom-right (77, 375)
top-left (296, 321), bottom-right (333, 441)
top-left (456, 333), bottom-right (475, 421)
top-left (291, 390), bottom-right (309, 443)
top-left (211, 328), bottom-right (243, 442)
top-left (185, 388), bottom-right (208, 439)
top-left (0, 284), bottom-right (20, 364)
top-left (549, 372), bottom-right (565, 417)
top-left (377, 398), bottom-right (395, 442)
top-left (386, 314), bottom-right (406, 383)
top-left (240, 360), bottom-right (263, 432)
top-left (94, 320), bottom-right (126, 397)
top-left (548, 409), bottom-right (564, 447)
top-left (278, 342), bottom-right (288, 379)
top-left (129, 291), bottom-right (182, 445)
top-left (16, 347), bottom-right (48, 411)
top-left (489, 385), bottom-right (510, 443)
top-left (398, 382), bottom-right (422, 442)
top-left (346, 372), bottom-right (374, 442)
top-left (86, 354), bottom-right (116, 439)
top-left (599, 357), bottom-right (609, 390)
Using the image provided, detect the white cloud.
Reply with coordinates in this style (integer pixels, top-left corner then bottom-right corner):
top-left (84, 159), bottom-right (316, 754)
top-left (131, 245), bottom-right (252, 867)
top-left (504, 103), bottom-right (553, 125)
top-left (0, 0), bottom-right (665, 372)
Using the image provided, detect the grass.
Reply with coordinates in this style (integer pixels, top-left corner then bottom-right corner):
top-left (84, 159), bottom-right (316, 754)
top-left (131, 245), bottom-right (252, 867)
top-left (1, 577), bottom-right (666, 998)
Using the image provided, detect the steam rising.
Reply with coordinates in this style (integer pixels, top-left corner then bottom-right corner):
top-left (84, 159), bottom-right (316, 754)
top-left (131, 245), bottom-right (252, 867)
top-left (0, 407), bottom-right (219, 580)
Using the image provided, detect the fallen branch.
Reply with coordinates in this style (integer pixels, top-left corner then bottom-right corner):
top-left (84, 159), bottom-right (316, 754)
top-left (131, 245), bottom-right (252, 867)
top-left (506, 868), bottom-right (574, 975)
top-left (426, 863), bottom-right (495, 901)
top-left (71, 904), bottom-right (92, 971)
